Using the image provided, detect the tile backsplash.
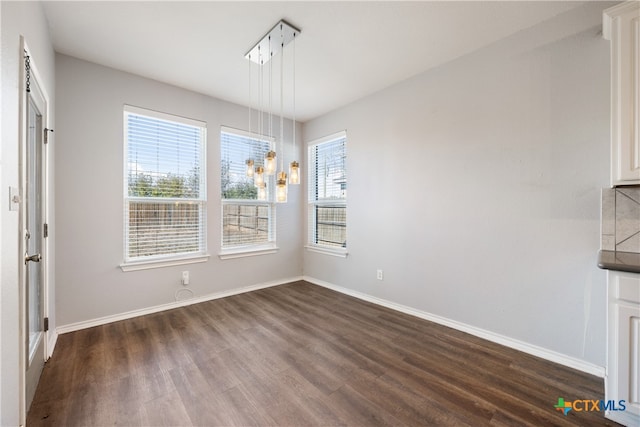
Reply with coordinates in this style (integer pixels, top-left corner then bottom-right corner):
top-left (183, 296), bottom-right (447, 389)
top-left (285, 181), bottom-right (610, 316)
top-left (601, 187), bottom-right (640, 253)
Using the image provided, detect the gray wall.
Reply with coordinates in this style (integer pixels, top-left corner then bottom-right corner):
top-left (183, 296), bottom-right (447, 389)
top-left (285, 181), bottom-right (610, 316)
top-left (1, 1), bottom-right (56, 424)
top-left (302, 3), bottom-right (611, 367)
top-left (55, 55), bottom-right (303, 327)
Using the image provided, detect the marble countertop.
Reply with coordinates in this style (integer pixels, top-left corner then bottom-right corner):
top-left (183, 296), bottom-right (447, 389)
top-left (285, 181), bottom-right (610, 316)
top-left (598, 250), bottom-right (640, 274)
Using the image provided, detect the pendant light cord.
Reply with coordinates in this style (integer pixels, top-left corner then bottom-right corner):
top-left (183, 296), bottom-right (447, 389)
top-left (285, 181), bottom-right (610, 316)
top-left (269, 36), bottom-right (273, 141)
top-left (248, 54), bottom-right (253, 139)
top-left (259, 47), bottom-right (264, 144)
top-left (292, 33), bottom-right (296, 156)
top-left (280, 31), bottom-right (285, 172)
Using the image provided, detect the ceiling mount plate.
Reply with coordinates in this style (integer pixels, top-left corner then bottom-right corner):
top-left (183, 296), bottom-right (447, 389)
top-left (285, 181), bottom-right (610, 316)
top-left (245, 20), bottom-right (300, 65)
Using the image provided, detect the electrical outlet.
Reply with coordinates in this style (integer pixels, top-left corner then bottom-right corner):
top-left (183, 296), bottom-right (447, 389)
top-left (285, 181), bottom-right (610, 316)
top-left (377, 269), bottom-right (384, 280)
top-left (181, 271), bottom-right (190, 286)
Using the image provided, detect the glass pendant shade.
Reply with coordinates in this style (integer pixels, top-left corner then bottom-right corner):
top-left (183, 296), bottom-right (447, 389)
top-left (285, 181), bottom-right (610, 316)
top-left (254, 166), bottom-right (265, 186)
top-left (257, 182), bottom-right (267, 200)
top-left (276, 171), bottom-right (288, 203)
top-left (246, 159), bottom-right (255, 177)
top-left (264, 151), bottom-right (277, 175)
top-left (289, 161), bottom-right (300, 185)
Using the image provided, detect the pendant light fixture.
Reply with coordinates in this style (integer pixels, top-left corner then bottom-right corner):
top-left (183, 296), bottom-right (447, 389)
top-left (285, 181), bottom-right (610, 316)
top-left (254, 166), bottom-right (265, 187)
top-left (245, 159), bottom-right (254, 177)
top-left (289, 161), bottom-right (300, 185)
top-left (264, 150), bottom-right (277, 175)
top-left (276, 171), bottom-right (288, 202)
top-left (244, 20), bottom-right (300, 203)
top-left (257, 182), bottom-right (267, 201)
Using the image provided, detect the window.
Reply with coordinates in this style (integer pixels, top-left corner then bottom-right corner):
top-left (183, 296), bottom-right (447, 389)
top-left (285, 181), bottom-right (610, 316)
top-left (220, 127), bottom-right (276, 257)
top-left (123, 106), bottom-right (207, 268)
top-left (307, 131), bottom-right (347, 255)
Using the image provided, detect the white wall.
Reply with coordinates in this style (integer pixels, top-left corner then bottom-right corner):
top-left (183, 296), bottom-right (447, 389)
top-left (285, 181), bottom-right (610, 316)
top-left (55, 55), bottom-right (303, 327)
top-left (303, 3), bottom-right (610, 368)
top-left (1, 1), bottom-right (55, 424)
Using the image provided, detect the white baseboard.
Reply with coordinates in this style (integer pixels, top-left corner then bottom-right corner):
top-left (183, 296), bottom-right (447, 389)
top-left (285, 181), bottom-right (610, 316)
top-left (56, 276), bottom-right (303, 335)
top-left (303, 275), bottom-right (606, 378)
top-left (46, 330), bottom-right (58, 359)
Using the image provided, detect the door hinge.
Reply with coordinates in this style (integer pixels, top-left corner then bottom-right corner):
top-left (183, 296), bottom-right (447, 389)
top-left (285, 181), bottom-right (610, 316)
top-left (44, 128), bottom-right (53, 144)
top-left (44, 223), bottom-right (49, 238)
top-left (44, 317), bottom-right (49, 332)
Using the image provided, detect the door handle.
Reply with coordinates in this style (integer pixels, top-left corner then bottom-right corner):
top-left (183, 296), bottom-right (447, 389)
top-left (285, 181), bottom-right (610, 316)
top-left (25, 253), bottom-right (41, 264)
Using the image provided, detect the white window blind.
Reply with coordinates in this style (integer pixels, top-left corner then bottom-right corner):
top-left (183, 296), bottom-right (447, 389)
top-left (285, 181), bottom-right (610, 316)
top-left (220, 127), bottom-right (275, 249)
top-left (124, 106), bottom-right (207, 262)
top-left (308, 132), bottom-right (347, 250)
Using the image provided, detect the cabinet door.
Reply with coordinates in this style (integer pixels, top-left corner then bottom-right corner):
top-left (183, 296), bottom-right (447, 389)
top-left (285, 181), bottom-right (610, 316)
top-left (604, 2), bottom-right (640, 186)
top-left (611, 304), bottom-right (640, 419)
top-left (607, 271), bottom-right (640, 426)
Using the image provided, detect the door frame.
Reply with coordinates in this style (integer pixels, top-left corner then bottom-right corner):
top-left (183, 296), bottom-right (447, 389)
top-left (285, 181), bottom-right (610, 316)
top-left (18, 37), bottom-right (51, 425)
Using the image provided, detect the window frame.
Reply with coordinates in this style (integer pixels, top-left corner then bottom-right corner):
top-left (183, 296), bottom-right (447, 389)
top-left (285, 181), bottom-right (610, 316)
top-left (121, 105), bottom-right (208, 271)
top-left (306, 131), bottom-right (348, 257)
top-left (219, 126), bottom-right (278, 259)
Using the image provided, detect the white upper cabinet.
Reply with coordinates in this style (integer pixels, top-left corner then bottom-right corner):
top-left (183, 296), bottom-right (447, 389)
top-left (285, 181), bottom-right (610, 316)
top-left (604, 2), bottom-right (640, 186)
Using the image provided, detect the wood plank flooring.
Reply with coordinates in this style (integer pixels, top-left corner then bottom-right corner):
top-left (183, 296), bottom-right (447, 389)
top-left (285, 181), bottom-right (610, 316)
top-left (28, 281), bottom-right (619, 426)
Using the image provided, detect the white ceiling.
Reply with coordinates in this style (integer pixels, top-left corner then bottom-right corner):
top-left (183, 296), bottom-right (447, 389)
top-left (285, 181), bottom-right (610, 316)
top-left (42, 1), bottom-right (588, 122)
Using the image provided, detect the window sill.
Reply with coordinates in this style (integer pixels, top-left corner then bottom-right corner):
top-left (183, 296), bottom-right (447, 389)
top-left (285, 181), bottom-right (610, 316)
top-left (120, 254), bottom-right (210, 272)
top-left (219, 245), bottom-right (279, 260)
top-left (305, 245), bottom-right (348, 258)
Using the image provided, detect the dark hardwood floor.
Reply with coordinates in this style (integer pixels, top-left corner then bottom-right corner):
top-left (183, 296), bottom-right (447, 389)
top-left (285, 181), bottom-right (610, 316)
top-left (28, 281), bottom-right (618, 426)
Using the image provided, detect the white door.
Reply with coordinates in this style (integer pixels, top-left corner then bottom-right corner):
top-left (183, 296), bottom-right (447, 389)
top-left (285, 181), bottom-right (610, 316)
top-left (22, 45), bottom-right (48, 415)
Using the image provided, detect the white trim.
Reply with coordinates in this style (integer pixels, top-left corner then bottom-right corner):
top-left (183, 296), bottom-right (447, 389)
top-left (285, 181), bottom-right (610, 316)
top-left (312, 199), bottom-right (348, 207)
top-left (56, 276), bottom-right (303, 334)
top-left (120, 254), bottom-right (210, 272)
top-left (305, 130), bottom-right (347, 147)
top-left (220, 125), bottom-right (273, 143)
top-left (603, 1), bottom-right (640, 40)
top-left (220, 199), bottom-right (274, 206)
top-left (303, 276), bottom-right (606, 378)
top-left (124, 104), bottom-right (206, 128)
top-left (305, 245), bottom-right (348, 258)
top-left (605, 409), bottom-right (639, 427)
top-left (47, 331), bottom-right (58, 360)
top-left (219, 245), bottom-right (279, 259)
